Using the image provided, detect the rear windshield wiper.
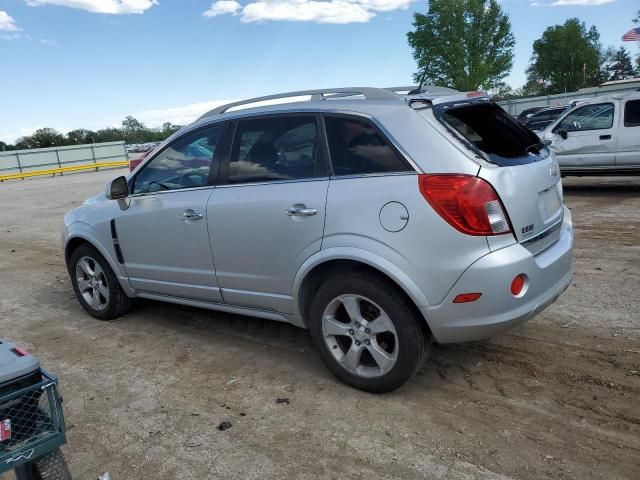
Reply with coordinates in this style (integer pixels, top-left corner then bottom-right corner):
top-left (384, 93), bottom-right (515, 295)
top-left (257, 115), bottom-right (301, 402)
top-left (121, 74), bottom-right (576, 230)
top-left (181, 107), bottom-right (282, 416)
top-left (525, 143), bottom-right (543, 155)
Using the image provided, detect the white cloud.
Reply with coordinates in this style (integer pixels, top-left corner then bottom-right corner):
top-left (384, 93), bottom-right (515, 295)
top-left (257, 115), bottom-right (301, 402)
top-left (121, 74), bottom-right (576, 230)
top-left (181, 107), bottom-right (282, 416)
top-left (1, 32), bottom-right (30, 40)
top-left (0, 11), bottom-right (21, 31)
top-left (531, 0), bottom-right (614, 5)
top-left (204, 0), bottom-right (241, 17)
top-left (40, 38), bottom-right (59, 46)
top-left (241, 1), bottom-right (373, 23)
top-left (354, 0), bottom-right (411, 12)
top-left (24, 0), bottom-right (158, 15)
top-left (2, 97), bottom-right (325, 144)
top-left (127, 100), bottom-right (236, 128)
top-left (203, 0), bottom-right (412, 24)
top-left (550, 0), bottom-right (614, 4)
top-left (1, 127), bottom-right (44, 144)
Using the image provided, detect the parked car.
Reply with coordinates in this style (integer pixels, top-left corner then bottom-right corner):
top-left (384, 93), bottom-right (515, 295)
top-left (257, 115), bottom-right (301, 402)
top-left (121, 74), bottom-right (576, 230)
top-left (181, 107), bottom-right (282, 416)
top-left (538, 90), bottom-right (640, 175)
top-left (129, 149), bottom-right (151, 171)
top-left (62, 87), bottom-right (573, 392)
top-left (516, 106), bottom-right (545, 123)
top-left (522, 105), bottom-right (569, 132)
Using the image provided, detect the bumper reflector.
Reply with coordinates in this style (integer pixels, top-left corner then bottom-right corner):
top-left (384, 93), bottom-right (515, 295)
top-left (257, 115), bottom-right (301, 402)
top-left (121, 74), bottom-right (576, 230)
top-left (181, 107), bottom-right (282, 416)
top-left (511, 274), bottom-right (526, 296)
top-left (453, 293), bottom-right (482, 303)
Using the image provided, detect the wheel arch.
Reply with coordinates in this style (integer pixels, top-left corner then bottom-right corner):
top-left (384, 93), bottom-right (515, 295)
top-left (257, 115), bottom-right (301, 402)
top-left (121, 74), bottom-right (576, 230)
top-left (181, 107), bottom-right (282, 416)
top-left (64, 227), bottom-right (134, 297)
top-left (293, 248), bottom-right (431, 331)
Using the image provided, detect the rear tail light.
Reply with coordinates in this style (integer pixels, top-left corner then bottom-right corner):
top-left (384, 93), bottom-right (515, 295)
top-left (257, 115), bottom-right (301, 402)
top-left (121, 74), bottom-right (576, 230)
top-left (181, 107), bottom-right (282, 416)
top-left (418, 174), bottom-right (512, 236)
top-left (11, 346), bottom-right (29, 357)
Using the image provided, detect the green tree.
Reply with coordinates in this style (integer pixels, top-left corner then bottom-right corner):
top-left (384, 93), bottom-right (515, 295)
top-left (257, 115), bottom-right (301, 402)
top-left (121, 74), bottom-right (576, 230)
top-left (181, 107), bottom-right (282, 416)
top-left (526, 18), bottom-right (601, 96)
top-left (407, 0), bottom-right (515, 91)
top-left (15, 128), bottom-right (65, 149)
top-left (121, 116), bottom-right (147, 144)
top-left (161, 122), bottom-right (181, 136)
top-left (607, 47), bottom-right (637, 81)
top-left (94, 127), bottom-right (125, 143)
top-left (596, 46), bottom-right (616, 84)
top-left (122, 116), bottom-right (145, 133)
top-left (6, 118), bottom-right (184, 151)
top-left (490, 82), bottom-right (516, 101)
top-left (66, 129), bottom-right (97, 145)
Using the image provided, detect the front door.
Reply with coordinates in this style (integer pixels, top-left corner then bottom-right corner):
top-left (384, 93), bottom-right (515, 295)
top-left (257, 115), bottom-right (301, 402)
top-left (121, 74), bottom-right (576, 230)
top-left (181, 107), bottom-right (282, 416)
top-left (551, 102), bottom-right (617, 169)
top-left (616, 99), bottom-right (640, 167)
top-left (208, 114), bottom-right (329, 313)
top-left (116, 123), bottom-right (225, 301)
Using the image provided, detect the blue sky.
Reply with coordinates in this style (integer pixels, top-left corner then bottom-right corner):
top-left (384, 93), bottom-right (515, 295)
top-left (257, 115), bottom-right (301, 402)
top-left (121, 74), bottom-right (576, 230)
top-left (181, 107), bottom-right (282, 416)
top-left (0, 0), bottom-right (638, 142)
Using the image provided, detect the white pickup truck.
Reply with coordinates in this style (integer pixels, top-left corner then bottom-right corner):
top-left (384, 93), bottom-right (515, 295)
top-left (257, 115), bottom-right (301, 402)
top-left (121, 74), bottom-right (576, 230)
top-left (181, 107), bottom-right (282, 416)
top-left (538, 90), bottom-right (640, 175)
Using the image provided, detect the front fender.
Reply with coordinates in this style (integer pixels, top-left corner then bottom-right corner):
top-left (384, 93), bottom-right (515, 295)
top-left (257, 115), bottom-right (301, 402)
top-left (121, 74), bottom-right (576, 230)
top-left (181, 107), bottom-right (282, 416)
top-left (64, 222), bottom-right (135, 297)
top-left (291, 246), bottom-right (431, 326)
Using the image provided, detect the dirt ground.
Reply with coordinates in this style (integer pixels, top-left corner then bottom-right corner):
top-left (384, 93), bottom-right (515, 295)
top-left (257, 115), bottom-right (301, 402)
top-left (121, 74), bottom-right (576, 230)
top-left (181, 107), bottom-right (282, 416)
top-left (0, 170), bottom-right (638, 480)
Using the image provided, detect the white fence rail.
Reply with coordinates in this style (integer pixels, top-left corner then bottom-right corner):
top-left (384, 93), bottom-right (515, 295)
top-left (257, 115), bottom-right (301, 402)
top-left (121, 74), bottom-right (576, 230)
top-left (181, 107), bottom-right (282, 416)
top-left (0, 141), bottom-right (126, 175)
top-left (498, 80), bottom-right (640, 116)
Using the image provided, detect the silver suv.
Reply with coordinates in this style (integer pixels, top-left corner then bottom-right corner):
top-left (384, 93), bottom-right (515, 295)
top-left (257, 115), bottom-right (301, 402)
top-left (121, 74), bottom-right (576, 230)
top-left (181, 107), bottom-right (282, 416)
top-left (62, 87), bottom-right (574, 392)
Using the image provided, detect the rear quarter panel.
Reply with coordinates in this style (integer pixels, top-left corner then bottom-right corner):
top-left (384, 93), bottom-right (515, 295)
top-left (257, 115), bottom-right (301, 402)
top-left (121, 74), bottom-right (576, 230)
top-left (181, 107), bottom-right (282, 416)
top-left (322, 174), bottom-right (491, 306)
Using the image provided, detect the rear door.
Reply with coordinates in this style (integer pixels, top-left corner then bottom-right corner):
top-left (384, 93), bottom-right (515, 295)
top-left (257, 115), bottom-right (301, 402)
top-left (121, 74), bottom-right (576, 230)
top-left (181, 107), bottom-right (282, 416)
top-left (207, 114), bottom-right (329, 313)
top-left (616, 98), bottom-right (640, 167)
top-left (550, 102), bottom-right (617, 168)
top-left (435, 101), bottom-right (563, 246)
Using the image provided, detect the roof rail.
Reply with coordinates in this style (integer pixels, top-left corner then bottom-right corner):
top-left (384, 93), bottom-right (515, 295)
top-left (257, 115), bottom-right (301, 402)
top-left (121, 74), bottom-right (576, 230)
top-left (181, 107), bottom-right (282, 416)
top-left (385, 86), bottom-right (422, 93)
top-left (199, 87), bottom-right (401, 119)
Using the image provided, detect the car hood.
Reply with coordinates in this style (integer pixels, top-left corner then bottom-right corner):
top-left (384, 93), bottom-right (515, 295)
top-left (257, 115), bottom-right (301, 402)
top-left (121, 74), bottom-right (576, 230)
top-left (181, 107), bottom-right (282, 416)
top-left (82, 192), bottom-right (108, 206)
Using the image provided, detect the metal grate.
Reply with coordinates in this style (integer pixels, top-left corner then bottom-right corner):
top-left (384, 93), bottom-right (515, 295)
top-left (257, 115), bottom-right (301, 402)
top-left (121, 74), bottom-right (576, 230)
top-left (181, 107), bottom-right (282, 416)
top-left (0, 372), bottom-right (66, 471)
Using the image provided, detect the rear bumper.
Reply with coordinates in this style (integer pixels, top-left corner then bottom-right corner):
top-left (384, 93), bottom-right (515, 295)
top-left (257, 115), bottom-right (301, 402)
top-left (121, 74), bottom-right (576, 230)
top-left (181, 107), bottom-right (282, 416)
top-left (422, 207), bottom-right (574, 343)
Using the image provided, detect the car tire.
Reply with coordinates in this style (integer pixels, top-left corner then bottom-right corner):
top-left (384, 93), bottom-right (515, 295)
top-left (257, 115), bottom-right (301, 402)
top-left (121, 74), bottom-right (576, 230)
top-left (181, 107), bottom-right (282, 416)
top-left (15, 449), bottom-right (71, 480)
top-left (309, 271), bottom-right (430, 393)
top-left (69, 243), bottom-right (133, 321)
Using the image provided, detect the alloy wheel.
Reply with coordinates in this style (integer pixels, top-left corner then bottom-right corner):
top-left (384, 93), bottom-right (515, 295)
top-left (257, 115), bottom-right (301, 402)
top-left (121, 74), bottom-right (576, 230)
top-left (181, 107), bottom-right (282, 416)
top-left (321, 294), bottom-right (399, 378)
top-left (75, 256), bottom-right (110, 310)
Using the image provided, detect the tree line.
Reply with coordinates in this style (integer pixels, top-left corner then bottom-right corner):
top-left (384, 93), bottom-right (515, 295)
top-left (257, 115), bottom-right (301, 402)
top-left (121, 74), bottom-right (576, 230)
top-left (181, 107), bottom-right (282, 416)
top-left (0, 116), bottom-right (182, 152)
top-left (407, 1), bottom-right (640, 101)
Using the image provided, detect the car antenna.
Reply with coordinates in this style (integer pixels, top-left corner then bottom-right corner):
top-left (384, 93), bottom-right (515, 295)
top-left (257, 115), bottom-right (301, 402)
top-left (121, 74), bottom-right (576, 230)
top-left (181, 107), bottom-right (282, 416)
top-left (408, 71), bottom-right (428, 95)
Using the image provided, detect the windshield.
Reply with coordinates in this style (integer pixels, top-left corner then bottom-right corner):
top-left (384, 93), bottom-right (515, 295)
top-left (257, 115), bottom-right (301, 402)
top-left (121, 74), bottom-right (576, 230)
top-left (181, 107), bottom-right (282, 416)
top-left (436, 101), bottom-right (546, 166)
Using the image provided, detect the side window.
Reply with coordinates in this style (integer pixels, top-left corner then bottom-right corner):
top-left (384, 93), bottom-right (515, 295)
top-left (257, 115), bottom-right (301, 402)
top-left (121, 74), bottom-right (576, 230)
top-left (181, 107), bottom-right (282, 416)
top-left (228, 116), bottom-right (326, 184)
top-left (558, 103), bottom-right (614, 132)
top-left (624, 100), bottom-right (640, 127)
top-left (324, 116), bottom-right (412, 176)
top-left (133, 126), bottom-right (222, 194)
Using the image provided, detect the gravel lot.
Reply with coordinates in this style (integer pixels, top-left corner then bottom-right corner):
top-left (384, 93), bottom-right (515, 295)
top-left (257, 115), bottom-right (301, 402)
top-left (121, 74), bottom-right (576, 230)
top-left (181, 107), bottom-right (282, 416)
top-left (0, 170), bottom-right (638, 479)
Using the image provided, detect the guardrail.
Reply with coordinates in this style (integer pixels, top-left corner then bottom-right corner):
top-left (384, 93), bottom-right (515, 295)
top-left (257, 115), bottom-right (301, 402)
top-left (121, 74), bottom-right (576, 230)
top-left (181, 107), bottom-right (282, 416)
top-left (0, 160), bottom-right (129, 182)
top-left (0, 141), bottom-right (126, 176)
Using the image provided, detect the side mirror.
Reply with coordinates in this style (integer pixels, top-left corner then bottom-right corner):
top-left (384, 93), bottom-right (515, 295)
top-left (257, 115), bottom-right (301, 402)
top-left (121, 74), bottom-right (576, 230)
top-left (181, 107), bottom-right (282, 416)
top-left (105, 176), bottom-right (129, 200)
top-left (557, 128), bottom-right (568, 140)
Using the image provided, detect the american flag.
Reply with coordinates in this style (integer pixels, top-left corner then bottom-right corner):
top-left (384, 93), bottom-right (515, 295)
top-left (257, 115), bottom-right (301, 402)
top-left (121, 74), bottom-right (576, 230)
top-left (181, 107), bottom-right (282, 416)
top-left (622, 27), bottom-right (640, 41)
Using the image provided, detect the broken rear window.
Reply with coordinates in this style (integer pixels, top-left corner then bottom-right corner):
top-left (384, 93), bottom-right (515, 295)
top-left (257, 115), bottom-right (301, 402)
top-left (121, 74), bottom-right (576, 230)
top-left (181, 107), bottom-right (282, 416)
top-left (437, 102), bottom-right (546, 166)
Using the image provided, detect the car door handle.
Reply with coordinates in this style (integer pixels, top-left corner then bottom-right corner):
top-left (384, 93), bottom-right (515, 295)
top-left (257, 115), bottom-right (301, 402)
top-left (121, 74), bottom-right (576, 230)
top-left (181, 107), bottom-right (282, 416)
top-left (599, 135), bottom-right (611, 140)
top-left (286, 206), bottom-right (317, 217)
top-left (180, 209), bottom-right (204, 221)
